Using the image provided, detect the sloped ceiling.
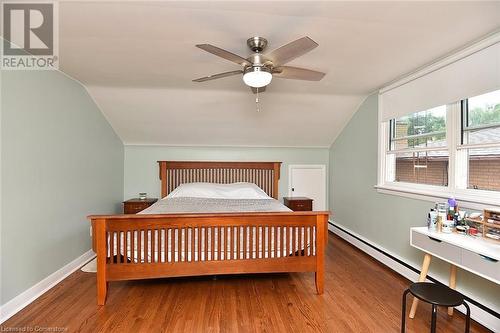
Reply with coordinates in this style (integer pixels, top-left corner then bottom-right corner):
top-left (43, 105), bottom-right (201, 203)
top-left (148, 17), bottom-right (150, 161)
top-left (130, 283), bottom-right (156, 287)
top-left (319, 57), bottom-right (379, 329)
top-left (57, 1), bottom-right (500, 147)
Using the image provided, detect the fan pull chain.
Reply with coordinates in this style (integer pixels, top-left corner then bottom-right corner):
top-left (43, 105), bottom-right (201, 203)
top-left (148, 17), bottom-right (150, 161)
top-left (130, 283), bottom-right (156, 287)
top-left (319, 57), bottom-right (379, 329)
top-left (255, 88), bottom-right (260, 112)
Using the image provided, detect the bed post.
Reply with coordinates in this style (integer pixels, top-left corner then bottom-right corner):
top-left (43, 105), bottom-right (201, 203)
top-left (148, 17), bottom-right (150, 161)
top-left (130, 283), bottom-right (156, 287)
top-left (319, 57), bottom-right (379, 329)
top-left (159, 161), bottom-right (167, 198)
top-left (95, 218), bottom-right (108, 305)
top-left (315, 214), bottom-right (326, 295)
top-left (273, 162), bottom-right (280, 200)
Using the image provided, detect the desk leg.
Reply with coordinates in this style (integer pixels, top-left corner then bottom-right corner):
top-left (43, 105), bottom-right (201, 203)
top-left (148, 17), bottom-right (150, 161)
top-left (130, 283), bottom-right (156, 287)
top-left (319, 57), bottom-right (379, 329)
top-left (448, 265), bottom-right (457, 316)
top-left (409, 253), bottom-right (431, 319)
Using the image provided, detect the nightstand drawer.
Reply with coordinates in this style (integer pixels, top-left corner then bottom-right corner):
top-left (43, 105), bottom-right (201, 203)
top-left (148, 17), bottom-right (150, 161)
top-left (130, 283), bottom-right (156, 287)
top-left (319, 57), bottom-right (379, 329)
top-left (288, 201), bottom-right (312, 211)
top-left (123, 198), bottom-right (158, 214)
top-left (124, 204), bottom-right (148, 214)
top-left (283, 197), bottom-right (313, 211)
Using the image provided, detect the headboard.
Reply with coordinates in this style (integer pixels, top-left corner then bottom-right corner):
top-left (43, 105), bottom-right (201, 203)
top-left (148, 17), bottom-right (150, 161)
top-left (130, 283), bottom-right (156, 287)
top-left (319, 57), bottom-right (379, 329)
top-left (158, 161), bottom-right (281, 199)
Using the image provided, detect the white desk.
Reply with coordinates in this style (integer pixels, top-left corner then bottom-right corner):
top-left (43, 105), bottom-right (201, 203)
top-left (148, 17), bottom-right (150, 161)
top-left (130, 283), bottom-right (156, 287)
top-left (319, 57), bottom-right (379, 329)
top-left (409, 227), bottom-right (500, 318)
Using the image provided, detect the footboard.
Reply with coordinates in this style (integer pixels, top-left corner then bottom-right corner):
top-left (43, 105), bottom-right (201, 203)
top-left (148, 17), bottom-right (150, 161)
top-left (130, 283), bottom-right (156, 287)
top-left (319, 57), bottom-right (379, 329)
top-left (88, 211), bottom-right (329, 305)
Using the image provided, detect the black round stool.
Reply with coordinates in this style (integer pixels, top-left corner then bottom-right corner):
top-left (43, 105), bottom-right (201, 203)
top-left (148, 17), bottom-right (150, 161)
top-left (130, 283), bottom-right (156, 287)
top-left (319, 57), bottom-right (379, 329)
top-left (401, 282), bottom-right (470, 333)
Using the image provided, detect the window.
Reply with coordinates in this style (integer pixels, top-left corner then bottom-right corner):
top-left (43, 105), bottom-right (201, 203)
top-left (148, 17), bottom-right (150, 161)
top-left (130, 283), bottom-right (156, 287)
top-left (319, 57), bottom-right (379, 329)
top-left (461, 90), bottom-right (500, 191)
top-left (377, 37), bottom-right (500, 207)
top-left (379, 89), bottom-right (500, 207)
top-left (388, 106), bottom-right (448, 186)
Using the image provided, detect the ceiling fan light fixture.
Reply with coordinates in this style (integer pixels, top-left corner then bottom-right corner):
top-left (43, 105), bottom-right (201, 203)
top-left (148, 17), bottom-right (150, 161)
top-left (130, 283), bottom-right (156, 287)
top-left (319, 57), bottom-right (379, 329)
top-left (243, 66), bottom-right (272, 88)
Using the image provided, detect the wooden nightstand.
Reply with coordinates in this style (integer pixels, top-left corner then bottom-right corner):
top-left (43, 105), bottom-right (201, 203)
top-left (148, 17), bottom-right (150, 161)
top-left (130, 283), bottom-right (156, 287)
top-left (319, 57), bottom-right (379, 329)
top-left (283, 197), bottom-right (313, 211)
top-left (123, 198), bottom-right (158, 214)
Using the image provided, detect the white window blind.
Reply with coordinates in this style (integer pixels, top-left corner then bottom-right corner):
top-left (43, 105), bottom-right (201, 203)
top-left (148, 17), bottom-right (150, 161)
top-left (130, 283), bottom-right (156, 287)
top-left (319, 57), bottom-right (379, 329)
top-left (379, 41), bottom-right (500, 122)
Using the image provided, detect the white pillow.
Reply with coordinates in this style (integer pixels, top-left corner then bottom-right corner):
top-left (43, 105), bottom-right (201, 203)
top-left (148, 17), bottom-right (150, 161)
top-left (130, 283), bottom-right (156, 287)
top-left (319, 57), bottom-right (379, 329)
top-left (167, 182), bottom-right (271, 200)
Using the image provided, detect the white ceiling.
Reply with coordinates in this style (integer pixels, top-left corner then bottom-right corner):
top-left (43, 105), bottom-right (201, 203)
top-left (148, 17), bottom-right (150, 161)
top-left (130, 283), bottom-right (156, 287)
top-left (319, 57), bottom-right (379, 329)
top-left (57, 1), bottom-right (500, 147)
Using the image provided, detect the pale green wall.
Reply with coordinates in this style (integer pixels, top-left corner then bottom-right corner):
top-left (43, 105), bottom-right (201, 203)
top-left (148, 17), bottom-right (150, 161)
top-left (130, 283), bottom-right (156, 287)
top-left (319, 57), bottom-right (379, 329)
top-left (124, 145), bottom-right (329, 205)
top-left (0, 70), bottom-right (124, 305)
top-left (329, 94), bottom-right (500, 312)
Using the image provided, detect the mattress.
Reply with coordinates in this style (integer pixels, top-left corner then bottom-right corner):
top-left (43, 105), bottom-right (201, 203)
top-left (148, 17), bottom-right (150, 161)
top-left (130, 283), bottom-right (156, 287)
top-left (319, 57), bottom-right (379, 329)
top-left (138, 197), bottom-right (292, 214)
top-left (110, 196), bottom-right (315, 262)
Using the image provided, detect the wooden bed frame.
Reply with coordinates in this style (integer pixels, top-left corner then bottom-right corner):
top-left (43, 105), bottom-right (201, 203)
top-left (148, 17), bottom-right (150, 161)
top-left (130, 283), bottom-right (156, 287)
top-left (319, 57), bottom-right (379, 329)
top-left (88, 161), bottom-right (329, 305)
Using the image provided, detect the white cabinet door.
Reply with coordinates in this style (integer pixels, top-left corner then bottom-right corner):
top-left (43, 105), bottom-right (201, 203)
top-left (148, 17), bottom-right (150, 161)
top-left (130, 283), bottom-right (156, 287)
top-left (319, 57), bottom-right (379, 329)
top-left (289, 165), bottom-right (326, 210)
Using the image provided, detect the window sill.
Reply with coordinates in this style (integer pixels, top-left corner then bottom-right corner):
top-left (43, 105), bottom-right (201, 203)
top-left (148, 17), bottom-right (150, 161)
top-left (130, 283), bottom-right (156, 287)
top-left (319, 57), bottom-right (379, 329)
top-left (375, 183), bottom-right (500, 211)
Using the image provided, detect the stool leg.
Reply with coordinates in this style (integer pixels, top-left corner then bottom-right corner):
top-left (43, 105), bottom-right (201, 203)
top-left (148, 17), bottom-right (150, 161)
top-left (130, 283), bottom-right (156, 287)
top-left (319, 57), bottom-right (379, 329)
top-left (448, 265), bottom-right (457, 316)
top-left (463, 301), bottom-right (470, 333)
top-left (401, 289), bottom-right (410, 333)
top-left (409, 253), bottom-right (432, 318)
top-left (430, 305), bottom-right (437, 333)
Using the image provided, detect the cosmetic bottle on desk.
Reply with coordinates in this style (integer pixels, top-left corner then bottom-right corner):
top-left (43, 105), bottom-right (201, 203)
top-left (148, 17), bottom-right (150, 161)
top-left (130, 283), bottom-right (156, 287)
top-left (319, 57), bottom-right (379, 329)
top-left (436, 203), bottom-right (447, 233)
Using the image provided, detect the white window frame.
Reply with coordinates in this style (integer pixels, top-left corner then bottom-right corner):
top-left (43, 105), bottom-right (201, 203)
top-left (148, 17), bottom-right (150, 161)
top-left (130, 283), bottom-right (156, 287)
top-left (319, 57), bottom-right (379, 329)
top-left (377, 98), bottom-right (500, 210)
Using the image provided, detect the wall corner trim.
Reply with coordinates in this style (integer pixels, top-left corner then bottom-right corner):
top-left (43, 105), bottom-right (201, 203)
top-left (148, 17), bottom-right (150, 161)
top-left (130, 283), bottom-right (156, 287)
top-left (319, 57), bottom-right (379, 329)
top-left (0, 250), bottom-right (96, 324)
top-left (329, 221), bottom-right (500, 332)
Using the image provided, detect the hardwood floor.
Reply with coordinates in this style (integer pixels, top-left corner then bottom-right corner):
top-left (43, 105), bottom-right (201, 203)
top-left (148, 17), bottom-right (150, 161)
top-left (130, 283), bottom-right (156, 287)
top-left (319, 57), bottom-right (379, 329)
top-left (2, 233), bottom-right (490, 333)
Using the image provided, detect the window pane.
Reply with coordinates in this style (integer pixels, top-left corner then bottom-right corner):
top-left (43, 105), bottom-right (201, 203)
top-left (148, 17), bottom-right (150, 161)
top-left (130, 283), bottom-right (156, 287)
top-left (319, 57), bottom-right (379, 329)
top-left (468, 147), bottom-right (500, 191)
top-left (394, 150), bottom-right (448, 186)
top-left (391, 105), bottom-right (446, 150)
top-left (463, 90), bottom-right (500, 145)
top-left (466, 90), bottom-right (500, 127)
top-left (465, 126), bottom-right (500, 145)
top-left (463, 90), bottom-right (500, 192)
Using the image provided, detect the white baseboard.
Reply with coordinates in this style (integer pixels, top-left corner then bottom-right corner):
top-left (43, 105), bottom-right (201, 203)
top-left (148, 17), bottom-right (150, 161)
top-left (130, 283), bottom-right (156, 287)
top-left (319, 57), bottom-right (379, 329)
top-left (0, 250), bottom-right (96, 324)
top-left (328, 221), bottom-right (500, 332)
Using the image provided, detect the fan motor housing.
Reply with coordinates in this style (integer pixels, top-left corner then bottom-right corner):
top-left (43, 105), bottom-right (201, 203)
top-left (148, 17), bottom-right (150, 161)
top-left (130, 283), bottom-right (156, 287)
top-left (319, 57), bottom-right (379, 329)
top-left (247, 37), bottom-right (268, 53)
top-left (247, 53), bottom-right (270, 66)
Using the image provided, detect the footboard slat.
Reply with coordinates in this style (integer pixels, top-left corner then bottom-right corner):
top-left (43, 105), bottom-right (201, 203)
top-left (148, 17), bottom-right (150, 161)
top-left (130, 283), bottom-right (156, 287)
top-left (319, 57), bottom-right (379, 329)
top-left (217, 227), bottom-right (222, 260)
top-left (178, 229), bottom-right (182, 262)
top-left (197, 228), bottom-right (201, 262)
top-left (242, 226), bottom-right (247, 259)
top-left (89, 211), bottom-right (328, 305)
top-left (269, 227), bottom-right (273, 258)
top-left (189, 228), bottom-right (193, 262)
top-left (235, 227), bottom-right (239, 260)
top-left (229, 227), bottom-right (232, 260)
top-left (119, 231), bottom-right (123, 263)
top-left (131, 231), bottom-right (135, 263)
top-left (211, 226), bottom-right (215, 261)
top-left (109, 231), bottom-right (115, 263)
top-left (183, 227), bottom-right (187, 262)
top-left (250, 226), bottom-right (254, 259)
top-left (282, 227), bottom-right (286, 256)
top-left (149, 230), bottom-right (154, 263)
top-left (167, 229), bottom-right (172, 262)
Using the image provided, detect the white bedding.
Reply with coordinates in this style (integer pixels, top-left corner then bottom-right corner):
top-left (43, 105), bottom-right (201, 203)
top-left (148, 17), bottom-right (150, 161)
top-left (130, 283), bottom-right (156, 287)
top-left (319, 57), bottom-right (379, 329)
top-left (167, 182), bottom-right (271, 200)
top-left (139, 197), bottom-right (291, 214)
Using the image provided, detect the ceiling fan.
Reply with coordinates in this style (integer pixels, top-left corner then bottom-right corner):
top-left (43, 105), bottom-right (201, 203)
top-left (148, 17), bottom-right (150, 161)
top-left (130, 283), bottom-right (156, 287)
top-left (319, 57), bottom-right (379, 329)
top-left (192, 36), bottom-right (326, 93)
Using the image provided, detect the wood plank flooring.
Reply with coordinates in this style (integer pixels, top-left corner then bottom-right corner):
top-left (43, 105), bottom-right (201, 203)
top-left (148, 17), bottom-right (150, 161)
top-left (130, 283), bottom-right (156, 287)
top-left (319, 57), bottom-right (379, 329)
top-left (2, 233), bottom-right (491, 332)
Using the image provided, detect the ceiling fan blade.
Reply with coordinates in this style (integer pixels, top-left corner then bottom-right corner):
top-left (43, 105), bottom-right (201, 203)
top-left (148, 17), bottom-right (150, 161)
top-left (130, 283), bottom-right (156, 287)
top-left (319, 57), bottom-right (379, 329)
top-left (272, 66), bottom-right (325, 81)
top-left (251, 86), bottom-right (266, 94)
top-left (265, 37), bottom-right (318, 66)
top-left (196, 44), bottom-right (251, 66)
top-left (192, 70), bottom-right (243, 82)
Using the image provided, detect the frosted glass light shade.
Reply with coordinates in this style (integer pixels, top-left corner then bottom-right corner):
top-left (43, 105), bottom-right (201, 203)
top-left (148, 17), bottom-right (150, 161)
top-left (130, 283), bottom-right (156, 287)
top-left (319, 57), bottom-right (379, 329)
top-left (243, 67), bottom-right (272, 88)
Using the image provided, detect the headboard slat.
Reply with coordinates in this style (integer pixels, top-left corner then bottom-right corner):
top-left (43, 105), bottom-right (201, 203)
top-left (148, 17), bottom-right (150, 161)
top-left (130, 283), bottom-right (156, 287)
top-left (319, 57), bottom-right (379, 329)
top-left (158, 161), bottom-right (281, 199)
